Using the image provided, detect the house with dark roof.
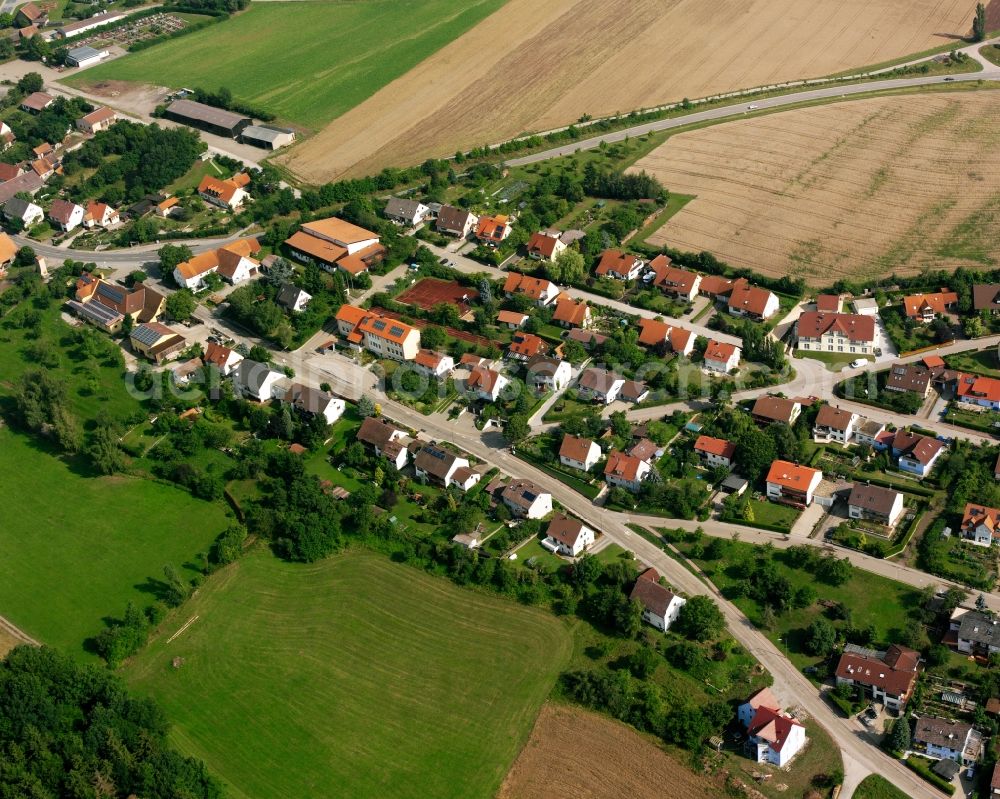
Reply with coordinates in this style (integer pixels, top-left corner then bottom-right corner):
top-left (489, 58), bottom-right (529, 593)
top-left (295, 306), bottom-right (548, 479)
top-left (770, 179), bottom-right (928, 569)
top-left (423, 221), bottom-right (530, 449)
top-left (232, 359), bottom-right (285, 401)
top-left (835, 643), bottom-right (920, 711)
top-left (165, 99), bottom-right (251, 138)
top-left (280, 384), bottom-right (345, 425)
top-left (501, 479), bottom-right (552, 520)
top-left (275, 283), bottom-right (312, 313)
top-left (891, 430), bottom-right (945, 478)
top-left (812, 404), bottom-right (859, 444)
top-left (525, 355), bottom-right (572, 392)
top-left (973, 284), bottom-right (1000, 314)
top-left (559, 434), bottom-right (601, 471)
top-left (3, 196), bottom-right (43, 227)
top-left (48, 199), bottom-right (84, 232)
top-left (913, 716), bottom-right (983, 767)
top-left (848, 483), bottom-right (905, 527)
top-left (383, 197), bottom-right (430, 226)
top-left (436, 205), bottom-right (478, 238)
top-left (950, 608), bottom-right (1000, 656)
top-left (620, 380), bottom-right (649, 404)
top-left (577, 367), bottom-right (625, 404)
top-left (414, 444), bottom-right (473, 489)
top-left (129, 322), bottom-right (186, 364)
top-left (751, 395), bottom-right (801, 426)
top-left (629, 568), bottom-right (685, 631)
top-left (885, 362), bottom-right (933, 396)
top-left (541, 514), bottom-right (595, 557)
top-left (356, 416), bottom-right (410, 469)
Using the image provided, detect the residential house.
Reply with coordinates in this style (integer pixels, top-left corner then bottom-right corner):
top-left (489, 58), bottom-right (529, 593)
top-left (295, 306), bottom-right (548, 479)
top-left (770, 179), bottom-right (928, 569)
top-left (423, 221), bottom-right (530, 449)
top-left (15, 2), bottom-right (46, 26)
top-left (650, 256), bottom-right (701, 300)
top-left (903, 290), bottom-right (958, 322)
top-left (496, 310), bottom-right (528, 329)
top-left (566, 328), bottom-right (608, 350)
top-left (413, 349), bottom-right (454, 379)
top-left (20, 92), bottom-right (53, 114)
top-left (765, 460), bottom-right (823, 507)
top-left (848, 483), bottom-right (905, 528)
top-left (466, 364), bottom-right (508, 402)
top-left (76, 106), bottom-right (118, 135)
top-left (813, 404), bottom-right (859, 443)
top-left (891, 430), bottom-right (945, 478)
top-left (551, 297), bottom-right (591, 328)
top-left (637, 317), bottom-right (694, 356)
top-left (173, 238), bottom-right (261, 290)
top-left (834, 643), bottom-right (920, 711)
top-left (503, 271), bottom-right (560, 306)
top-left (578, 367), bottom-right (625, 404)
top-left (507, 331), bottom-right (546, 361)
top-left (501, 479), bottom-right (553, 520)
top-left (990, 763), bottom-right (1000, 795)
top-left (275, 283), bottom-right (312, 313)
top-left (3, 197), bottom-right (42, 228)
top-left (334, 305), bottom-right (421, 361)
top-left (0, 121), bottom-right (13, 152)
top-left (595, 249), bottom-right (643, 280)
top-left (48, 199), bottom-right (84, 232)
top-left (232, 359), bottom-right (284, 401)
top-left (357, 416), bottom-right (411, 469)
top-left (885, 362), bottom-right (933, 397)
top-left (604, 450), bottom-right (650, 492)
top-left (129, 322), bottom-right (186, 364)
top-left (198, 173), bottom-right (250, 211)
top-left (73, 274), bottom-right (164, 326)
top-left (629, 568), bottom-right (685, 632)
top-left (913, 716), bottom-right (983, 768)
top-left (436, 205), bottom-right (478, 238)
top-left (956, 374), bottom-right (1000, 411)
top-left (816, 294), bottom-right (841, 312)
top-left (414, 444), bottom-right (472, 488)
top-left (703, 340), bottom-right (741, 373)
top-left (728, 279), bottom-right (780, 321)
top-left (0, 232), bottom-right (16, 271)
top-left (0, 163), bottom-right (21, 183)
top-left (282, 383), bottom-right (345, 424)
top-left (973, 284), bottom-right (1000, 314)
top-left (795, 311), bottom-right (877, 355)
top-left (83, 201), bottom-right (119, 229)
top-left (285, 216), bottom-right (384, 276)
top-left (475, 214), bottom-right (512, 246)
top-left (383, 197), bottom-right (430, 226)
top-left (694, 435), bottom-right (736, 469)
top-left (738, 688), bottom-right (807, 767)
top-left (559, 434), bottom-right (601, 471)
top-left (541, 514), bottom-right (596, 557)
top-left (961, 503), bottom-right (1000, 547)
top-left (751, 395), bottom-right (801, 426)
top-left (526, 230), bottom-right (566, 261)
top-left (951, 609), bottom-right (1000, 656)
top-left (620, 380), bottom-right (649, 404)
top-left (156, 197), bottom-right (180, 218)
top-left (202, 342), bottom-right (243, 376)
top-left (67, 297), bottom-right (123, 332)
top-left (855, 419), bottom-right (887, 447)
top-left (526, 355), bottom-right (572, 392)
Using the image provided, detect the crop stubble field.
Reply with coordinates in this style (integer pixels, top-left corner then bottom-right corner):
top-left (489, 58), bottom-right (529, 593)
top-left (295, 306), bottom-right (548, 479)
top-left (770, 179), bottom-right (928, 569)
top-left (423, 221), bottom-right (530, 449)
top-left (279, 0), bottom-right (977, 181)
top-left (632, 92), bottom-right (1000, 286)
top-left (125, 550), bottom-right (572, 799)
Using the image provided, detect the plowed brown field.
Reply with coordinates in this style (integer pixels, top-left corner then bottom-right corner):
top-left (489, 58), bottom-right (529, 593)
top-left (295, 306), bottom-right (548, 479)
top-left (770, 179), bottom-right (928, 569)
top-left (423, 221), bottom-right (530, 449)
top-left (278, 0), bottom-right (976, 182)
top-left (497, 703), bottom-right (718, 799)
top-left (632, 91), bottom-right (1000, 286)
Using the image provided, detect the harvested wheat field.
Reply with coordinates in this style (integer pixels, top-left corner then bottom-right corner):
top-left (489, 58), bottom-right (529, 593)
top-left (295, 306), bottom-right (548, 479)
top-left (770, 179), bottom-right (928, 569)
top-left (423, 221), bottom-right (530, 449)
top-left (497, 703), bottom-right (717, 799)
top-left (632, 91), bottom-right (1000, 286)
top-left (278, 0), bottom-right (977, 182)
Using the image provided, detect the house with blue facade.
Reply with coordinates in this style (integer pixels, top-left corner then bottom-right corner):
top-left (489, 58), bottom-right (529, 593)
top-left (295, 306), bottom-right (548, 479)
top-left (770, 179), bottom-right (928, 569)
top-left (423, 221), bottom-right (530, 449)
top-left (891, 429), bottom-right (945, 478)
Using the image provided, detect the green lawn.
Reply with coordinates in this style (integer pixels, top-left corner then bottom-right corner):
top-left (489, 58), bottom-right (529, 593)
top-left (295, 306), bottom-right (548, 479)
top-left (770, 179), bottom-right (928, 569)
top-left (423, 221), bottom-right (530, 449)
top-left (0, 428), bottom-right (231, 657)
top-left (723, 498), bottom-right (800, 532)
top-left (794, 349), bottom-right (872, 372)
top-left (66, 0), bottom-right (508, 130)
top-left (125, 550), bottom-right (571, 799)
top-left (945, 348), bottom-right (1000, 379)
top-left (853, 774), bottom-right (910, 799)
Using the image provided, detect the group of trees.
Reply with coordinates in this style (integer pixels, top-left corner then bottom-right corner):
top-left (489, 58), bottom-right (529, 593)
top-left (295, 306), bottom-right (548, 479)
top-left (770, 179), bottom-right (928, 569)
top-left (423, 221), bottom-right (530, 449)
top-left (581, 164), bottom-right (667, 201)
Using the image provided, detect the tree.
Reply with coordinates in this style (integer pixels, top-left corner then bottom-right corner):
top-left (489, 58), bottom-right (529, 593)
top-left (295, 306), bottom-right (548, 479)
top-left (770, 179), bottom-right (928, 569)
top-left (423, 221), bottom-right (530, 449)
top-left (974, 2), bottom-right (987, 41)
top-left (162, 563), bottom-right (190, 607)
top-left (16, 71), bottom-right (43, 94)
top-left (546, 247), bottom-right (586, 284)
top-left (505, 413), bottom-right (529, 443)
top-left (86, 424), bottom-right (127, 475)
top-left (358, 394), bottom-right (375, 417)
top-left (675, 595), bottom-right (725, 641)
top-left (264, 256), bottom-right (295, 286)
top-left (165, 289), bottom-right (197, 322)
top-left (816, 555), bottom-right (853, 586)
top-left (803, 618), bottom-right (837, 655)
top-left (420, 325), bottom-right (446, 350)
top-left (159, 243), bottom-right (193, 278)
top-left (742, 498), bottom-right (755, 522)
top-left (886, 715), bottom-right (911, 754)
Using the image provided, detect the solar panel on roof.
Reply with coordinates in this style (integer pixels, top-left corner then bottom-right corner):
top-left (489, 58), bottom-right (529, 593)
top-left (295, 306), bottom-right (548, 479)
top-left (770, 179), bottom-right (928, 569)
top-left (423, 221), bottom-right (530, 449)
top-left (389, 326), bottom-right (404, 337)
top-left (132, 325), bottom-right (164, 346)
top-left (372, 320), bottom-right (386, 331)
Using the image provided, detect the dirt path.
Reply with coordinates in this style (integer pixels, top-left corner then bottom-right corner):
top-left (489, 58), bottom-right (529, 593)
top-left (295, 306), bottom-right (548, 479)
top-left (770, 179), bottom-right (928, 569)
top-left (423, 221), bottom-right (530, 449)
top-left (0, 614), bottom-right (39, 658)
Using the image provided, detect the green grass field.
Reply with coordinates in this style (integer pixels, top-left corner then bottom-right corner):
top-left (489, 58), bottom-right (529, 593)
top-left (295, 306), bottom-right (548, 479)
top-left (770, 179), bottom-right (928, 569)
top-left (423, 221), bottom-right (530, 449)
top-left (853, 774), bottom-right (911, 799)
top-left (125, 550), bottom-right (571, 799)
top-left (0, 427), bottom-right (231, 657)
top-left (67, 0), bottom-right (507, 130)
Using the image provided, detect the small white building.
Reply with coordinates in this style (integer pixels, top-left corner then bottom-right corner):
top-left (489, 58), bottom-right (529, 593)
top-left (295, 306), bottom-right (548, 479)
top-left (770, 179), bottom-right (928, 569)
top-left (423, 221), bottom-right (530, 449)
top-left (703, 340), bottom-right (741, 373)
top-left (413, 349), bottom-right (454, 379)
top-left (577, 368), bottom-right (625, 405)
top-left (501, 479), bottom-right (553, 520)
top-left (813, 404), bottom-right (859, 444)
top-left (629, 568), bottom-right (685, 631)
top-left (738, 688), bottom-right (807, 768)
top-left (847, 483), bottom-right (905, 528)
top-left (604, 450), bottom-right (650, 493)
top-left (694, 435), bottom-right (736, 470)
top-left (384, 197), bottom-right (430, 227)
top-left (232, 359), bottom-right (284, 402)
top-left (526, 356), bottom-right (572, 392)
top-left (765, 461), bottom-right (823, 507)
top-left (559, 435), bottom-right (601, 472)
top-left (542, 514), bottom-right (596, 557)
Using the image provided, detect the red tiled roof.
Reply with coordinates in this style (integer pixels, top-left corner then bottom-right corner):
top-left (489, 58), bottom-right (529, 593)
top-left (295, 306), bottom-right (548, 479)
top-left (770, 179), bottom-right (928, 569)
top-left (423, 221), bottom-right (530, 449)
top-left (527, 231), bottom-right (561, 258)
top-left (903, 290), bottom-right (958, 318)
top-left (503, 271), bottom-right (557, 301)
top-left (551, 297), bottom-right (589, 326)
top-left (747, 706), bottom-right (803, 752)
top-left (796, 311), bottom-right (875, 343)
top-left (815, 294), bottom-right (840, 312)
top-left (508, 332), bottom-right (546, 358)
top-left (766, 460), bottom-right (820, 491)
top-left (835, 644), bottom-right (919, 698)
top-left (496, 310), bottom-right (527, 325)
top-left (694, 435), bottom-right (735, 460)
top-left (604, 450), bottom-right (646, 481)
top-left (595, 249), bottom-right (641, 278)
top-left (727, 279), bottom-right (774, 316)
top-left (704, 339), bottom-right (738, 363)
top-left (559, 434), bottom-right (596, 463)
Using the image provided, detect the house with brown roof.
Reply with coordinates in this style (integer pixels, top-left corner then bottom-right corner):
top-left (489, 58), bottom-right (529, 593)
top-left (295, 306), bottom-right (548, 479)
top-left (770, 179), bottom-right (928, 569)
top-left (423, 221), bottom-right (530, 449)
top-left (173, 238), bottom-right (261, 290)
top-left (436, 204), bottom-right (478, 237)
top-left (559, 434), bottom-right (601, 471)
top-left (526, 355), bottom-right (572, 392)
top-left (835, 643), bottom-right (920, 711)
top-left (765, 460), bottom-right (823, 506)
top-left (202, 341), bottom-right (243, 376)
top-left (285, 216), bottom-right (384, 276)
top-left (913, 716), bottom-right (983, 767)
top-left (961, 502), bottom-right (1000, 547)
top-left (816, 294), bottom-right (841, 313)
top-left (129, 322), bottom-right (186, 364)
top-left (703, 340), bottom-right (741, 373)
top-left (0, 162), bottom-right (22, 184)
top-left (885, 362), bottom-right (933, 396)
top-left (604, 450), bottom-right (650, 492)
top-left (48, 199), bottom-right (84, 232)
top-left (414, 443), bottom-right (475, 489)
top-left (198, 173), bottom-right (250, 211)
top-left (891, 430), bottom-right (945, 478)
top-left (280, 384), bottom-right (345, 425)
top-left (637, 317), bottom-right (694, 356)
top-left (503, 271), bottom-right (560, 306)
top-left (526, 230), bottom-right (566, 261)
top-left (357, 416), bottom-right (411, 469)
top-left (542, 514), bottom-right (595, 557)
top-left (475, 214), bottom-right (512, 246)
top-left (973, 284), bottom-right (1000, 314)
top-left (903, 290), bottom-right (958, 322)
top-left (629, 568), bottom-right (685, 631)
top-left (20, 91), bottom-right (52, 114)
top-left (76, 106), bottom-right (118, 135)
top-left (501, 479), bottom-right (552, 520)
top-left (620, 380), bottom-right (649, 404)
top-left (795, 311), bottom-right (877, 355)
top-left (507, 331), bottom-right (546, 361)
top-left (551, 296), bottom-right (591, 328)
top-left (383, 197), bottom-right (429, 226)
top-left (848, 483), bottom-right (905, 527)
top-left (812, 404), bottom-right (859, 444)
top-left (83, 201), bottom-right (119, 229)
top-left (566, 328), bottom-right (608, 350)
top-left (80, 278), bottom-right (163, 325)
top-left (496, 309), bottom-right (528, 329)
top-left (578, 367), bottom-right (625, 404)
top-left (413, 349), bottom-right (454, 379)
top-left (751, 395), bottom-right (801, 426)
top-left (595, 249), bottom-right (643, 280)
top-left (15, 2), bottom-right (46, 27)
top-left (466, 364), bottom-right (508, 402)
top-left (694, 435), bottom-right (736, 469)
top-left (649, 255), bottom-right (701, 300)
top-left (727, 279), bottom-right (779, 321)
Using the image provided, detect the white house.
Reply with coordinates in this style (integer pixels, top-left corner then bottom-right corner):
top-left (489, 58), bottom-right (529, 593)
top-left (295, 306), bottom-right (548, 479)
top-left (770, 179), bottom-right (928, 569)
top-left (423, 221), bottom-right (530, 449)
top-left (48, 199), bottom-right (84, 232)
top-left (835, 643), bottom-right (920, 712)
top-left (276, 283), bottom-right (312, 313)
top-left (813, 404), bottom-right (859, 444)
top-left (629, 568), bottom-right (685, 631)
top-left (232, 359), bottom-right (284, 402)
top-left (914, 717), bottom-right (983, 768)
top-left (202, 342), bottom-right (244, 376)
top-left (503, 271), bottom-right (561, 306)
top-left (542, 514), bottom-right (596, 557)
top-left (501, 479), bottom-right (553, 520)
top-left (728, 280), bottom-right (780, 321)
top-left (526, 356), bottom-right (572, 392)
top-left (467, 365), bottom-right (509, 402)
top-left (357, 416), bottom-right (411, 470)
top-left (703, 340), bottom-right (741, 373)
top-left (765, 461), bottom-right (823, 507)
top-left (283, 384), bottom-right (345, 425)
top-left (795, 311), bottom-right (878, 356)
top-left (848, 483), bottom-right (905, 528)
top-left (173, 238), bottom-right (261, 291)
top-left (559, 435), bottom-right (601, 472)
top-left (414, 349), bottom-right (454, 379)
top-left (578, 368), bottom-right (625, 404)
top-left (595, 249), bottom-right (644, 280)
top-left (738, 688), bottom-right (807, 768)
top-left (4, 197), bottom-right (43, 227)
top-left (604, 450), bottom-right (650, 493)
top-left (414, 444), bottom-right (471, 487)
top-left (694, 435), bottom-right (736, 470)
top-left (384, 197), bottom-right (430, 226)
top-left (961, 503), bottom-right (1000, 547)
top-left (526, 231), bottom-right (567, 262)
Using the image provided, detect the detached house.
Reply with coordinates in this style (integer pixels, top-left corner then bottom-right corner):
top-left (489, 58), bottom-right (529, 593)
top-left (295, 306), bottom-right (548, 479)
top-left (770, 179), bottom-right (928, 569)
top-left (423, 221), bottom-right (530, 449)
top-left (637, 318), bottom-right (694, 357)
top-left (559, 434), bottom-right (601, 471)
top-left (76, 106), bottom-right (118, 135)
top-left (3, 197), bottom-right (43, 228)
top-left (973, 284), bottom-right (1000, 314)
top-left (914, 717), bottom-right (983, 768)
top-left (526, 355), bottom-right (572, 392)
top-left (694, 435), bottom-right (736, 470)
top-left (891, 430), bottom-right (945, 478)
top-left (507, 331), bottom-right (546, 361)
top-left (232, 359), bottom-right (284, 401)
top-left (503, 271), bottom-right (560, 306)
top-left (357, 416), bottom-right (411, 469)
top-left (83, 201), bottom-right (119, 229)
top-left (765, 460), bottom-right (822, 507)
top-left (282, 384), bottom-right (345, 425)
top-left (542, 514), bottom-right (596, 557)
top-left (129, 322), bottom-right (186, 364)
top-left (526, 230), bottom-right (566, 261)
top-left (630, 568), bottom-right (685, 632)
top-left (795, 311), bottom-right (877, 355)
top-left (604, 450), bottom-right (650, 492)
top-left (728, 279), bottom-right (780, 321)
top-left (383, 197), bottom-right (430, 226)
top-left (751, 395), bottom-right (801, 426)
top-left (475, 214), bottom-right (512, 246)
top-left (950, 608), bottom-right (1000, 656)
top-left (595, 249), bottom-right (643, 281)
top-left (551, 297), bottom-right (591, 328)
top-left (703, 340), bottom-right (741, 373)
top-left (48, 199), bottom-right (84, 232)
top-left (20, 92), bottom-right (53, 114)
top-left (835, 642), bottom-right (920, 711)
top-left (578, 367), bottom-right (625, 404)
top-left (496, 310), bottom-right (528, 329)
top-left (198, 173), bottom-right (250, 211)
top-left (956, 374), bottom-right (1000, 411)
top-left (737, 688), bottom-right (807, 768)
top-left (650, 255), bottom-right (701, 300)
top-left (436, 205), bottom-right (478, 238)
top-left (202, 341), bottom-right (243, 376)
top-left (501, 479), bottom-right (552, 520)
top-left (414, 444), bottom-right (479, 491)
top-left (173, 238), bottom-right (261, 290)
top-left (903, 290), bottom-right (958, 322)
top-left (961, 503), bottom-right (1000, 547)
top-left (275, 283), bottom-right (312, 313)
top-left (812, 404), bottom-right (858, 443)
top-left (413, 349), bottom-right (454, 379)
top-left (466, 364), bottom-right (509, 402)
top-left (848, 483), bottom-right (905, 528)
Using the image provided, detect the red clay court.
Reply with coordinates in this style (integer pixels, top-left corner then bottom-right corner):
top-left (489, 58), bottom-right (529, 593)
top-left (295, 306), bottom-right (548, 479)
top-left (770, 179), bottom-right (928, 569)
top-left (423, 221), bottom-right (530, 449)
top-left (397, 278), bottom-right (479, 314)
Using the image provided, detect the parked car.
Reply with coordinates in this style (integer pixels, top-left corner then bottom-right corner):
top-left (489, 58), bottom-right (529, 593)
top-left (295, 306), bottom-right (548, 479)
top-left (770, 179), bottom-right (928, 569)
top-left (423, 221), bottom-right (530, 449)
top-left (849, 359), bottom-right (867, 369)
